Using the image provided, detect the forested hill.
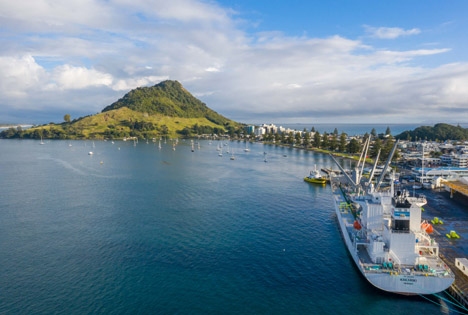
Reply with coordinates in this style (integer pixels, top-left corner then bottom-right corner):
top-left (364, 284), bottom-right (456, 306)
top-left (395, 123), bottom-right (468, 141)
top-left (102, 80), bottom-right (232, 126)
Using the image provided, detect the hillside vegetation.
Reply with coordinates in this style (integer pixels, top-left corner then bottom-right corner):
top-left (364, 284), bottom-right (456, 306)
top-left (396, 123), bottom-right (468, 141)
top-left (1, 80), bottom-right (240, 139)
top-left (103, 80), bottom-right (232, 126)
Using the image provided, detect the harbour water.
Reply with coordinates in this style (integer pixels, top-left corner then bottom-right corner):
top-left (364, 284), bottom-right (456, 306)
top-left (0, 139), bottom-right (454, 313)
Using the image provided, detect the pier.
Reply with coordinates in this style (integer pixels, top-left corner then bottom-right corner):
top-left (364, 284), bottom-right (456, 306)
top-left (420, 187), bottom-right (468, 307)
top-left (440, 252), bottom-right (468, 308)
top-left (442, 179), bottom-right (468, 199)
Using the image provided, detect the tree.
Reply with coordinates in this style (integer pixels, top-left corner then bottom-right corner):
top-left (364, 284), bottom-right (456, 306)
top-left (385, 126), bottom-right (391, 135)
top-left (333, 128), bottom-right (338, 136)
top-left (339, 132), bottom-right (347, 152)
top-left (161, 125), bottom-right (169, 135)
top-left (311, 126), bottom-right (315, 132)
top-left (287, 132), bottom-right (294, 144)
top-left (381, 135), bottom-right (398, 160)
top-left (280, 132), bottom-right (286, 143)
top-left (347, 139), bottom-right (360, 153)
top-left (371, 128), bottom-right (377, 137)
top-left (321, 132), bottom-right (329, 149)
top-left (313, 131), bottom-right (321, 147)
top-left (329, 134), bottom-right (338, 151)
top-left (295, 132), bottom-right (302, 144)
top-left (371, 138), bottom-right (382, 159)
top-left (362, 132), bottom-right (370, 144)
top-left (64, 114), bottom-right (71, 123)
top-left (275, 133), bottom-right (281, 143)
top-left (303, 132), bottom-right (310, 147)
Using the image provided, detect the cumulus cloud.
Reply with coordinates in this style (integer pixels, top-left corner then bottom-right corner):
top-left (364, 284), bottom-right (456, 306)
top-left (0, 0), bottom-right (466, 123)
top-left (365, 26), bottom-right (421, 39)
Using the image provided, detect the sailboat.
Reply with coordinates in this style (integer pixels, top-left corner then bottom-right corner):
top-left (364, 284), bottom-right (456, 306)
top-left (244, 141), bottom-right (250, 152)
top-left (218, 147), bottom-right (223, 157)
top-left (40, 135), bottom-right (45, 145)
top-left (68, 142), bottom-right (72, 147)
top-left (198, 142), bottom-right (200, 150)
top-left (92, 141), bottom-right (96, 148)
top-left (158, 140), bottom-right (162, 150)
top-left (230, 149), bottom-right (235, 160)
top-left (191, 140), bottom-right (195, 152)
top-left (263, 152), bottom-right (267, 162)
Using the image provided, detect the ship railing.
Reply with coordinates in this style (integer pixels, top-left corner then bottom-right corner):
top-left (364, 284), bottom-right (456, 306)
top-left (362, 265), bottom-right (452, 277)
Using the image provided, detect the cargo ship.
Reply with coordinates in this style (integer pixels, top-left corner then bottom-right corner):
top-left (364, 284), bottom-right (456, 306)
top-left (329, 138), bottom-right (454, 295)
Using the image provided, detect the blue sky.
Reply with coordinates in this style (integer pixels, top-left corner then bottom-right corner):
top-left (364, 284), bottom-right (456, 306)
top-left (1, 0), bottom-right (468, 124)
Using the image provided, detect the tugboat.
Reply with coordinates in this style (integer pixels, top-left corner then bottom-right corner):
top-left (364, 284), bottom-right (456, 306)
top-left (304, 166), bottom-right (327, 184)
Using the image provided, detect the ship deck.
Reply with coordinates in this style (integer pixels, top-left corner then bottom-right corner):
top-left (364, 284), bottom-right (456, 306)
top-left (331, 181), bottom-right (453, 279)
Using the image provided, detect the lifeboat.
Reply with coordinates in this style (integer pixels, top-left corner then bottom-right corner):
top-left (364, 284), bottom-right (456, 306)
top-left (421, 223), bottom-right (433, 233)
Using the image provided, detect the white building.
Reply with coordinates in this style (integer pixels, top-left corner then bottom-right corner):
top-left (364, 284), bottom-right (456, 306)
top-left (411, 167), bottom-right (468, 182)
top-left (452, 154), bottom-right (468, 168)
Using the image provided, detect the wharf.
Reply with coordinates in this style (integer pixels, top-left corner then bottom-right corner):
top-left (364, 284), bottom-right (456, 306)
top-left (440, 252), bottom-right (468, 307)
top-left (442, 180), bottom-right (468, 198)
top-left (419, 187), bottom-right (468, 306)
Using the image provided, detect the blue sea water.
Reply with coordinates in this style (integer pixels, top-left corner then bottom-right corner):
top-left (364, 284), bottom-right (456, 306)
top-left (0, 139), bottom-right (454, 314)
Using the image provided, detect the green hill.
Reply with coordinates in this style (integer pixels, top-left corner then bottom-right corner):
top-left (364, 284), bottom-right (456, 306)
top-left (395, 123), bottom-right (468, 141)
top-left (1, 80), bottom-right (240, 139)
top-left (102, 80), bottom-right (231, 126)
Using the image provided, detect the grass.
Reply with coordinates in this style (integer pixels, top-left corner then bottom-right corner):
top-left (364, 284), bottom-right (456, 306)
top-left (26, 107), bottom-right (229, 139)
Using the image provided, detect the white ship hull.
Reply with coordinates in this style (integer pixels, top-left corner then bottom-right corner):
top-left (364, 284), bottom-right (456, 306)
top-left (332, 190), bottom-right (454, 295)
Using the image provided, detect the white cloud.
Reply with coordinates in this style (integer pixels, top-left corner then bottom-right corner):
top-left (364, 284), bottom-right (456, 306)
top-left (0, 0), bottom-right (466, 123)
top-left (205, 67), bottom-right (220, 72)
top-left (111, 75), bottom-right (169, 91)
top-left (52, 65), bottom-right (113, 90)
top-left (365, 26), bottom-right (421, 39)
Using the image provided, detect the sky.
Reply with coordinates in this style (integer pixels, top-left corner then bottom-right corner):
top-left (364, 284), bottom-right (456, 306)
top-left (1, 0), bottom-right (468, 124)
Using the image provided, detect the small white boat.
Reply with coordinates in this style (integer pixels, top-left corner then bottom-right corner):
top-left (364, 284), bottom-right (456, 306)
top-left (244, 141), bottom-right (250, 152)
top-left (88, 151), bottom-right (93, 155)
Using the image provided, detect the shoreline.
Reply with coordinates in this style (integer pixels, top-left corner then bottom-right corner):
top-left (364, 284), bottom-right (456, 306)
top-left (258, 140), bottom-right (375, 164)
